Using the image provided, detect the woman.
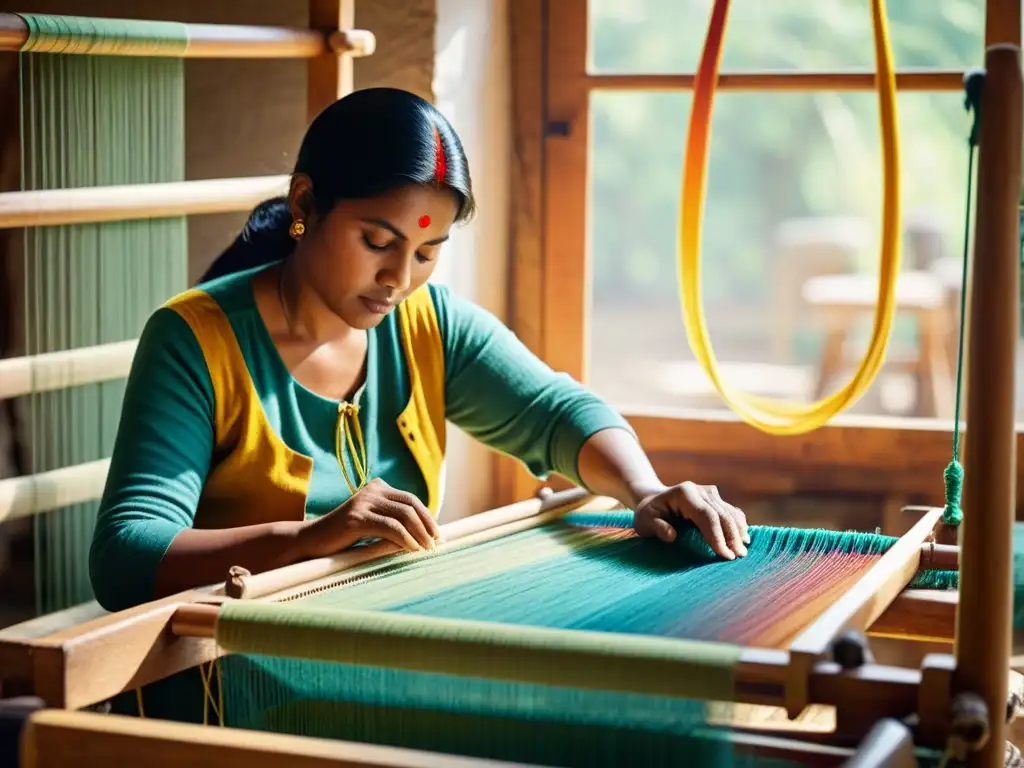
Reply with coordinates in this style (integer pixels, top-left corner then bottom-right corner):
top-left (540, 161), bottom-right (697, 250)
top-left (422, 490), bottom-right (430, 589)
top-left (90, 86), bottom-right (748, 622)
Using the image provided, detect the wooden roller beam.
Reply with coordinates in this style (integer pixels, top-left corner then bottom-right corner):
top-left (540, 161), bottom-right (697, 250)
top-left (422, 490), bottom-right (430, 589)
top-left (0, 459), bottom-right (110, 524)
top-left (0, 339), bottom-right (137, 399)
top-left (168, 600), bottom-right (931, 732)
top-left (0, 175), bottom-right (289, 230)
top-left (0, 13), bottom-right (375, 59)
top-left (585, 70), bottom-right (966, 92)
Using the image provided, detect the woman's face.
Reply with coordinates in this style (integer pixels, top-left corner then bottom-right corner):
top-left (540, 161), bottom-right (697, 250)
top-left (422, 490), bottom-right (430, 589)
top-left (293, 182), bottom-right (458, 330)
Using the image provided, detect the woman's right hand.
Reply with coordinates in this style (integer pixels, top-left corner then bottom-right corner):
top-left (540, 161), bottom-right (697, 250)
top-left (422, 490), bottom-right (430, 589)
top-left (297, 478), bottom-right (442, 559)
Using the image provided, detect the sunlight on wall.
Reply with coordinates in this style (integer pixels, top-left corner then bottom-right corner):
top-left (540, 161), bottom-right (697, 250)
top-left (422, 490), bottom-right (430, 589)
top-left (432, 0), bottom-right (511, 520)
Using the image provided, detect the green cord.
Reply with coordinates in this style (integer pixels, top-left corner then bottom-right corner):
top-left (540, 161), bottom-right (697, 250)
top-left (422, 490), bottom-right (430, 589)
top-left (943, 69), bottom-right (985, 527)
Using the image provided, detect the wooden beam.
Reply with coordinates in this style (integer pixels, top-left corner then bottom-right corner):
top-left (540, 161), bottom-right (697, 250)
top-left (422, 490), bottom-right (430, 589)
top-left (0, 459), bottom-right (110, 524)
top-left (308, 0), bottom-right (355, 120)
top-left (498, 0), bottom-right (549, 507)
top-left (0, 175), bottom-right (289, 230)
top-left (18, 709), bottom-right (525, 768)
top-left (869, 590), bottom-right (957, 644)
top-left (625, 410), bottom-right (1024, 517)
top-left (0, 13), bottom-right (374, 59)
top-left (15, 707), bottom-right (914, 768)
top-left (542, 0), bottom-right (589, 382)
top-left (0, 340), bottom-right (137, 399)
top-left (954, 42), bottom-right (1022, 768)
top-left (0, 591), bottom-right (219, 710)
top-left (985, 0), bottom-right (1022, 47)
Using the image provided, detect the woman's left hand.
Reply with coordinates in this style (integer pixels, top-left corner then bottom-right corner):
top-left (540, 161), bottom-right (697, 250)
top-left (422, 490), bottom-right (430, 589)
top-left (633, 482), bottom-right (749, 560)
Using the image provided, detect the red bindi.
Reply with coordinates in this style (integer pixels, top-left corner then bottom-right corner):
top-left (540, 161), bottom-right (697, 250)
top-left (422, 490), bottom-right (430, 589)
top-left (418, 215), bottom-right (431, 229)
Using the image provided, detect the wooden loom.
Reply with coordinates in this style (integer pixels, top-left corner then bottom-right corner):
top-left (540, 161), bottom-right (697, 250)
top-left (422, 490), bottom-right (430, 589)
top-left (0, 488), bottom-right (978, 766)
top-left (0, 2), bottom-right (1020, 768)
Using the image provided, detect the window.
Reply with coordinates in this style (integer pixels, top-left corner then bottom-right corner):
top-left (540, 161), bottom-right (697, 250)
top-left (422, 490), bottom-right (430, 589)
top-left (503, 0), bottom-right (1017, 511)
top-left (586, 0), bottom-right (983, 421)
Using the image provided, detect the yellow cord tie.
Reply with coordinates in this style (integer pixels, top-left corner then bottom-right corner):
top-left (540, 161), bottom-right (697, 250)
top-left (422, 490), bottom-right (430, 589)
top-left (335, 402), bottom-right (369, 493)
top-left (199, 660), bottom-right (224, 726)
top-left (679, 0), bottom-right (902, 435)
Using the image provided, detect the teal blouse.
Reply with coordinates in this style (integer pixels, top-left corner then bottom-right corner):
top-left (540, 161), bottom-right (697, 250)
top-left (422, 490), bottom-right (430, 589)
top-left (89, 264), bottom-right (633, 614)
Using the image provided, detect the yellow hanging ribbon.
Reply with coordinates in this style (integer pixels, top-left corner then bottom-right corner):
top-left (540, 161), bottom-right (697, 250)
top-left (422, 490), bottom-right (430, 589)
top-left (336, 402), bottom-right (370, 493)
top-left (679, 0), bottom-right (902, 435)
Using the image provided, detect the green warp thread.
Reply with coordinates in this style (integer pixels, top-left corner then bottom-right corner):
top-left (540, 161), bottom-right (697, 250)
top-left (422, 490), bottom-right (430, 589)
top-left (20, 44), bottom-right (187, 612)
top-left (942, 70), bottom-right (984, 527)
top-left (943, 459), bottom-right (965, 526)
top-left (17, 14), bottom-right (190, 57)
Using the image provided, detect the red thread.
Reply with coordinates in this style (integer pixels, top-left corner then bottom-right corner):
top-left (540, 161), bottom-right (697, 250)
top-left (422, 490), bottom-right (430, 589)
top-left (418, 215), bottom-right (431, 229)
top-left (432, 124), bottom-right (447, 183)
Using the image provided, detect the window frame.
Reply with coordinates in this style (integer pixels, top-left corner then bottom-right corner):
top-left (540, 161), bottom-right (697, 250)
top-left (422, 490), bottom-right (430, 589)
top-left (498, 0), bottom-right (1024, 515)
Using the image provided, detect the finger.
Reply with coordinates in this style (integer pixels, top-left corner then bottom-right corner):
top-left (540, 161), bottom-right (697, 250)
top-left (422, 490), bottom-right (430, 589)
top-left (376, 498), bottom-right (436, 550)
top-left (728, 502), bottom-right (750, 544)
top-left (708, 485), bottom-right (749, 546)
top-left (648, 517), bottom-right (677, 544)
top-left (634, 514), bottom-right (675, 544)
top-left (692, 505), bottom-right (734, 560)
top-left (716, 503), bottom-right (747, 557)
top-left (384, 488), bottom-right (442, 541)
top-left (633, 504), bottom-right (678, 543)
top-left (363, 512), bottom-right (423, 552)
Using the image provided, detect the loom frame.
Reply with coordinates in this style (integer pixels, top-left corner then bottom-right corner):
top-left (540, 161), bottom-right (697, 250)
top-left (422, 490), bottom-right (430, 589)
top-left (8, 705), bottom-right (922, 768)
top-left (0, 489), bottom-right (968, 747)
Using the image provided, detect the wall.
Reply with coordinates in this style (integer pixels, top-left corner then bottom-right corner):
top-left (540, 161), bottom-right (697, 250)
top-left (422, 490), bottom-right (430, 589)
top-left (431, 0), bottom-right (511, 521)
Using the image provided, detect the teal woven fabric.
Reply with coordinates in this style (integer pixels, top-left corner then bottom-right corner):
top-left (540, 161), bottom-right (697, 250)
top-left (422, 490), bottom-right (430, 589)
top-left (215, 511), bottom-right (957, 767)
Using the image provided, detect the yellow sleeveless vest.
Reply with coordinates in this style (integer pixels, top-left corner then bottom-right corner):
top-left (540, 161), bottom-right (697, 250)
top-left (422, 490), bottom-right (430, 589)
top-left (164, 285), bottom-right (446, 529)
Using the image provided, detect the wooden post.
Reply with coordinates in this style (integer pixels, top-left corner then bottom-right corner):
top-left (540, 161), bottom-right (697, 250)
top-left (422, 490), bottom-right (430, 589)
top-left (985, 0), bottom-right (1022, 48)
top-left (308, 0), bottom-right (355, 120)
top-left (542, 0), bottom-right (589, 383)
top-left (955, 42), bottom-right (1022, 768)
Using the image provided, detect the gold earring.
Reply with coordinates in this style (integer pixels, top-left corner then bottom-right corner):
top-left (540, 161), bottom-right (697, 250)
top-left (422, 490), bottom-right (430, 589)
top-left (289, 219), bottom-right (306, 239)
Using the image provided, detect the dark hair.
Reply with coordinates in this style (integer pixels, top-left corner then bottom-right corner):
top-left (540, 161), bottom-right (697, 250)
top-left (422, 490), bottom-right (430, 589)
top-left (200, 87), bottom-right (475, 283)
